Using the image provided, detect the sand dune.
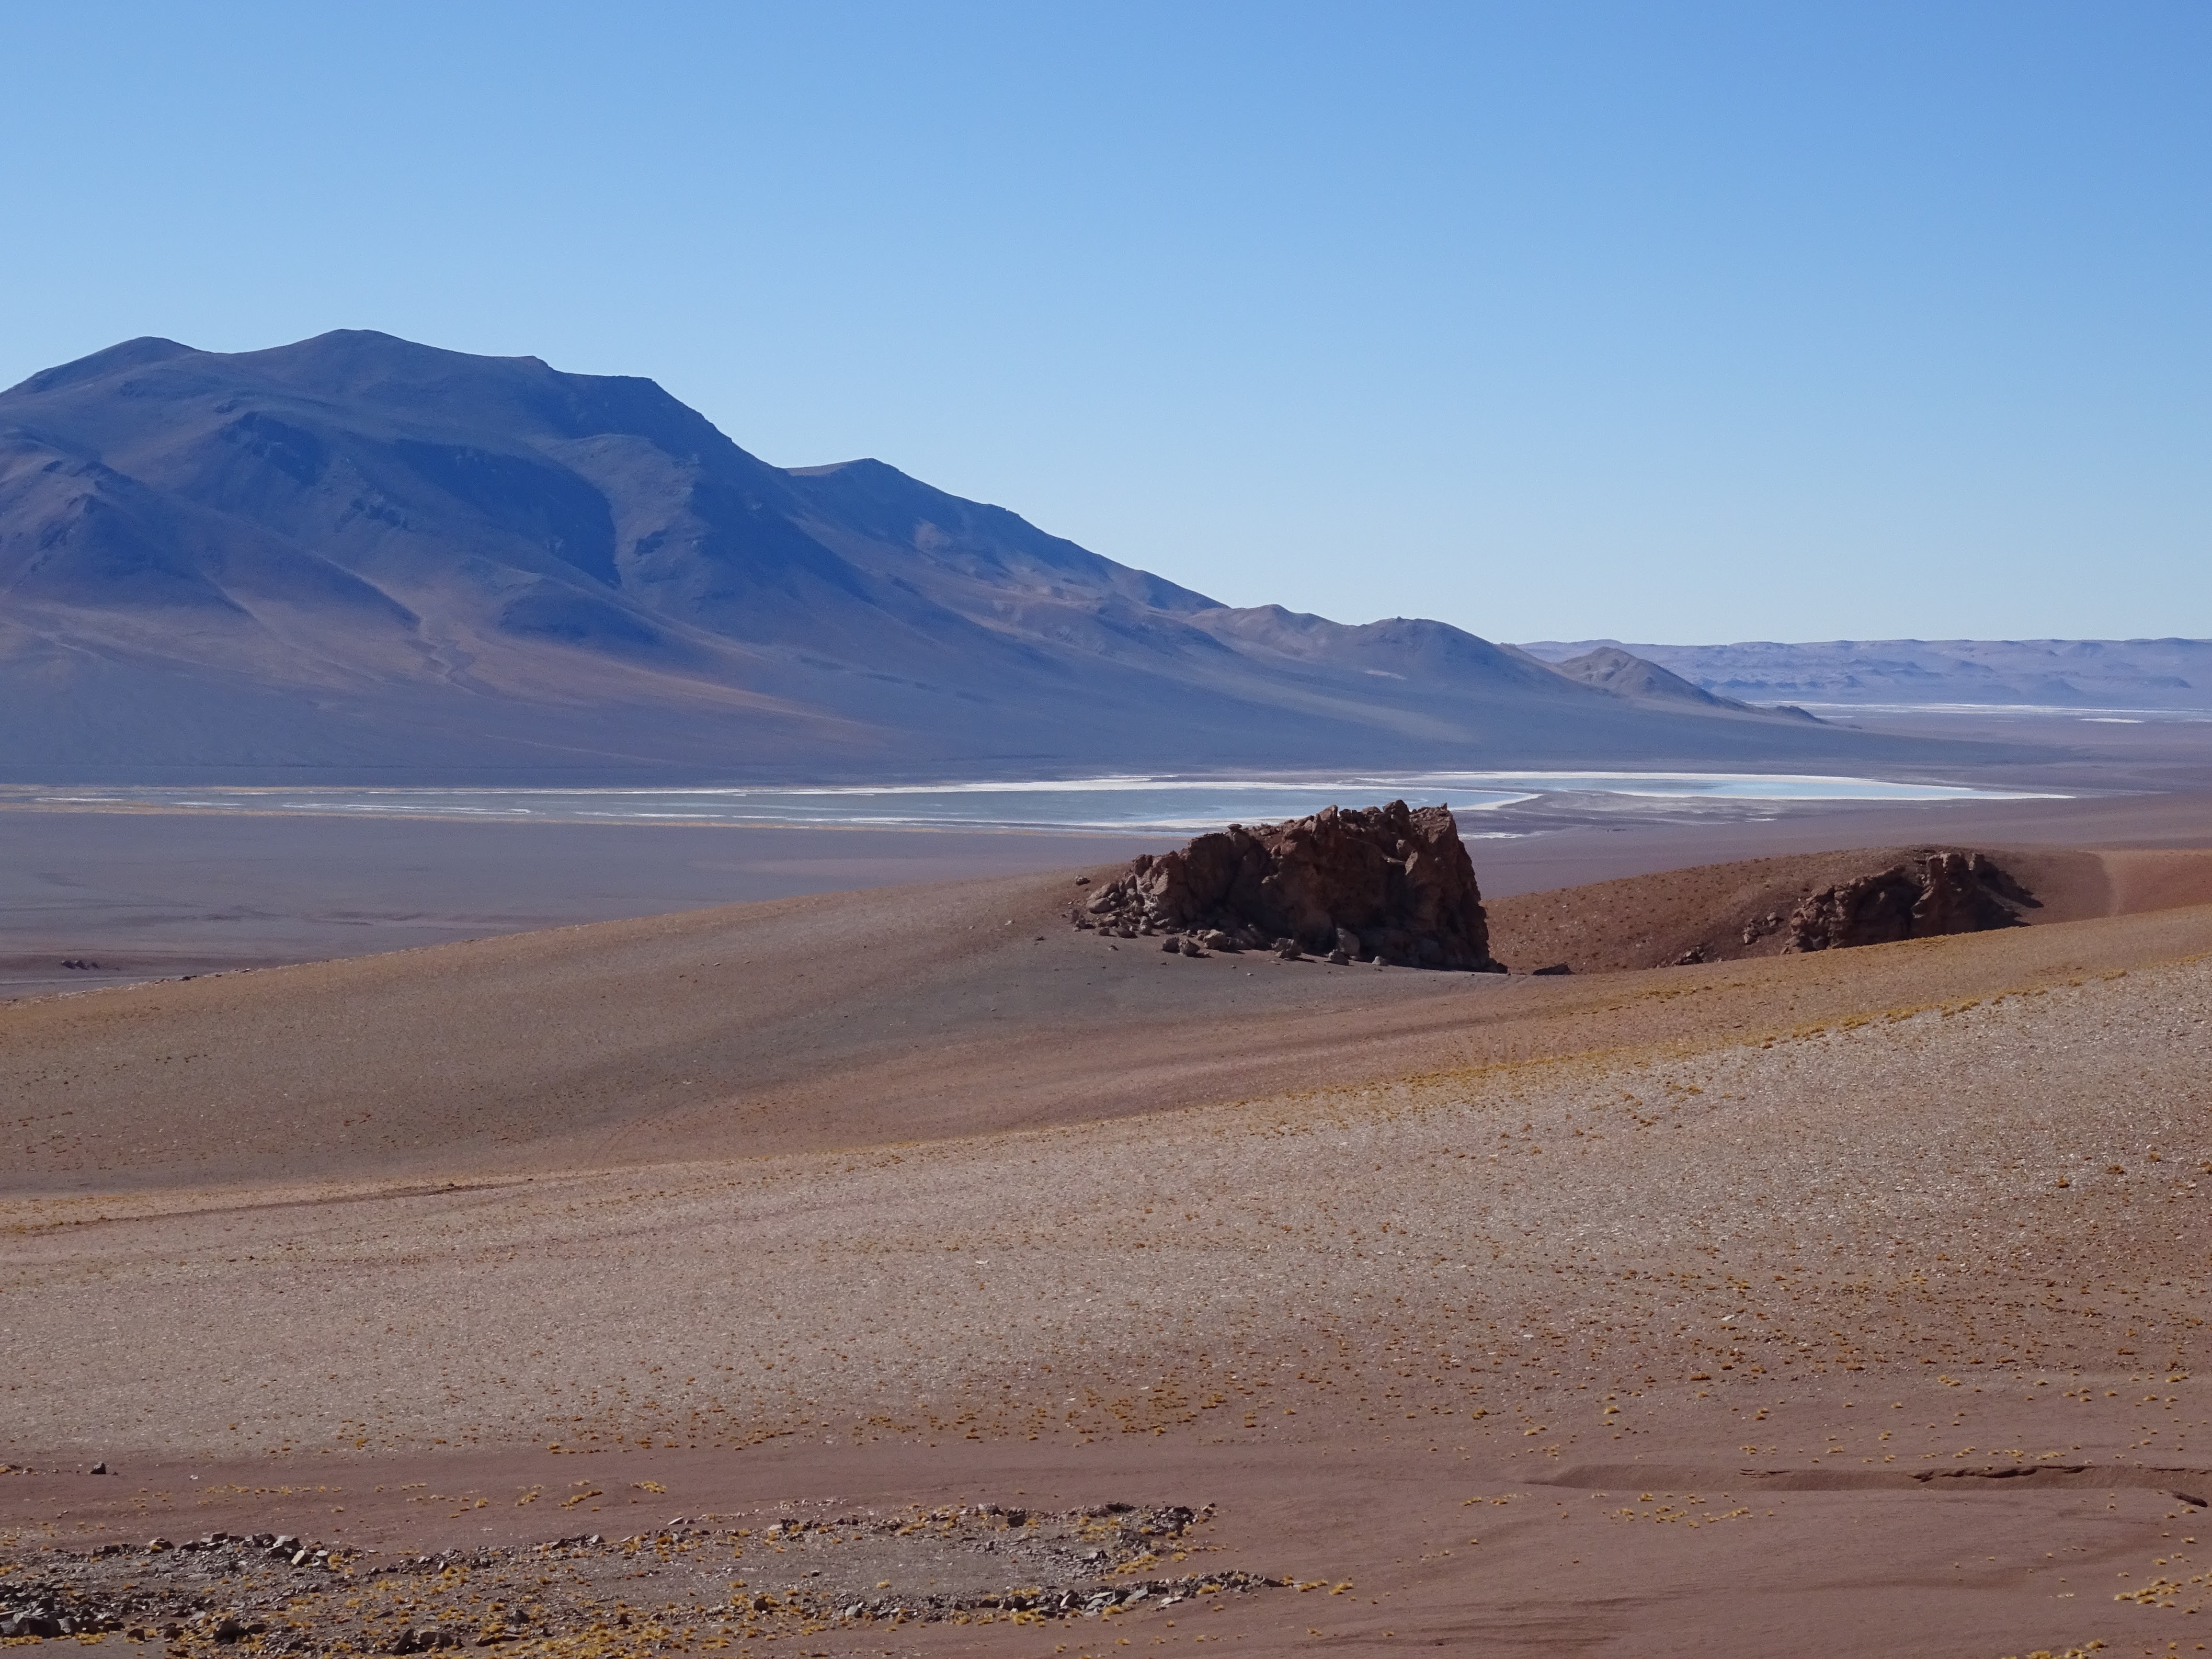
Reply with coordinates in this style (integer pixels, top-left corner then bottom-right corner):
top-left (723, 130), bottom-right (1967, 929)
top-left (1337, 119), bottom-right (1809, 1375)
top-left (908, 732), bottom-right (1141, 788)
top-left (6, 841), bottom-right (2212, 1656)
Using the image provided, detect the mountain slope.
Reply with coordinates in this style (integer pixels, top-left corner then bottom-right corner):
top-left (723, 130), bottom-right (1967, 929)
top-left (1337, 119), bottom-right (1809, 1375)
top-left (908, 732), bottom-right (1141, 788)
top-left (1540, 644), bottom-right (1762, 711)
top-left (0, 331), bottom-right (1994, 782)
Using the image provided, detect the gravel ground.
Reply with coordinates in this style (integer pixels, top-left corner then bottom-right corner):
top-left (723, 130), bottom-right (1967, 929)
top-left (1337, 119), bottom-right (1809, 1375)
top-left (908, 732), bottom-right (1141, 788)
top-left (0, 1504), bottom-right (1275, 1651)
top-left (6, 873), bottom-right (2212, 1656)
top-left (8, 954), bottom-right (2207, 1462)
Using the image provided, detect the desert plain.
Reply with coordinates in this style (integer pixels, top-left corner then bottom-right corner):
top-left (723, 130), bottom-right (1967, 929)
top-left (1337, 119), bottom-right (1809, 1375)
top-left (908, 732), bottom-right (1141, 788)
top-left (6, 773), bottom-right (2212, 1659)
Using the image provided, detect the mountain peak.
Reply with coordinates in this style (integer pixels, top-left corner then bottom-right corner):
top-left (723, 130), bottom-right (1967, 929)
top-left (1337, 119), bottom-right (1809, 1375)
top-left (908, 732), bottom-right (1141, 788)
top-left (4, 335), bottom-right (198, 398)
top-left (0, 329), bottom-right (1954, 780)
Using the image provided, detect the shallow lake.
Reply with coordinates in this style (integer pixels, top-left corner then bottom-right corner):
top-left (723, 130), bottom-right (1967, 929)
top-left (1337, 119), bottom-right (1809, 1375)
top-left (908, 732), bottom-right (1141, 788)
top-left (15, 772), bottom-right (2061, 834)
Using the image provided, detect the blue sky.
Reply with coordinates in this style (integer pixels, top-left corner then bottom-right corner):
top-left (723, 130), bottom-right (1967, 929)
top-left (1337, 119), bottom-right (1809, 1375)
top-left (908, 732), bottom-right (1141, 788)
top-left (4, 1), bottom-right (2205, 642)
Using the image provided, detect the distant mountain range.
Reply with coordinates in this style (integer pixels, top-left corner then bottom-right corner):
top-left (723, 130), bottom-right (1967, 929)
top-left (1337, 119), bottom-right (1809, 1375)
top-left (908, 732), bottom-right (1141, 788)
top-left (0, 330), bottom-right (2000, 783)
top-left (1519, 639), bottom-right (2212, 710)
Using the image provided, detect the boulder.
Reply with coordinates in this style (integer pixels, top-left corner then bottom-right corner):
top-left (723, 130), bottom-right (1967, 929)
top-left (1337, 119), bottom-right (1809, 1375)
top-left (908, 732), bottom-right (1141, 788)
top-left (1787, 851), bottom-right (2037, 952)
top-left (1078, 800), bottom-right (1505, 971)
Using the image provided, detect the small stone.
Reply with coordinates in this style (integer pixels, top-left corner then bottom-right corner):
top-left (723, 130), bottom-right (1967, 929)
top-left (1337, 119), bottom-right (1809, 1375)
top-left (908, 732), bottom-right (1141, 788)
top-left (1531, 963), bottom-right (1571, 976)
top-left (1161, 935), bottom-right (1183, 953)
top-left (90, 1460), bottom-right (108, 1475)
top-left (1326, 949), bottom-right (1349, 965)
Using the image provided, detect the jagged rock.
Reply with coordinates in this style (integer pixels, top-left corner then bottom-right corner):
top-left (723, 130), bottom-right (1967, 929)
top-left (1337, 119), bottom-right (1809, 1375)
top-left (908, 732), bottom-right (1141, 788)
top-left (1078, 800), bottom-right (1504, 971)
top-left (1787, 851), bottom-right (2037, 952)
top-left (1741, 910), bottom-right (1783, 945)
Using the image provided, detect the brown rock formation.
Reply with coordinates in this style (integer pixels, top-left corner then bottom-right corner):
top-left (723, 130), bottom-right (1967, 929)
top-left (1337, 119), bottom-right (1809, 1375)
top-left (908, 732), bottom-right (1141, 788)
top-left (1077, 800), bottom-right (1505, 971)
top-left (1787, 851), bottom-right (2038, 953)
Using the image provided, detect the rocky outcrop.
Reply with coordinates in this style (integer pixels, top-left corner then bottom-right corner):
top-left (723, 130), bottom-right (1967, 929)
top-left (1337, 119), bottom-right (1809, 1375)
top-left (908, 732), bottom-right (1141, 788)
top-left (1786, 851), bottom-right (2037, 952)
top-left (1077, 800), bottom-right (1504, 971)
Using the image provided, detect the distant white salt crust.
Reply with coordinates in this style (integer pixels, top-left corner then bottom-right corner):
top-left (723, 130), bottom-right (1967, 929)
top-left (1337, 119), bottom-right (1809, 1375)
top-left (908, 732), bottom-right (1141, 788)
top-left (17, 773), bottom-right (2066, 835)
top-left (1795, 701), bottom-right (2212, 721)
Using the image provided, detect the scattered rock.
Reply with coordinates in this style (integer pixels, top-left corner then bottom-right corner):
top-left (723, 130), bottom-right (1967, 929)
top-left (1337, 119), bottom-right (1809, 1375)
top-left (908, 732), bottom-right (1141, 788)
top-left (2, 1501), bottom-right (1272, 1649)
top-left (1741, 910), bottom-right (1783, 945)
top-left (388, 1627), bottom-right (461, 1653)
top-left (1787, 852), bottom-right (2037, 952)
top-left (1080, 800), bottom-right (1504, 971)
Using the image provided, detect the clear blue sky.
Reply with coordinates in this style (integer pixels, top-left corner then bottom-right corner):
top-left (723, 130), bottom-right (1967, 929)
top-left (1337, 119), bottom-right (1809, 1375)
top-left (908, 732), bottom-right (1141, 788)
top-left (4, 1), bottom-right (2206, 642)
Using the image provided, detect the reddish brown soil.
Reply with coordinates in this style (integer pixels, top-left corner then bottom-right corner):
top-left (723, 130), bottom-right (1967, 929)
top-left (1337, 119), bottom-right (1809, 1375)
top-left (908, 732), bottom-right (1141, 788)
top-left (1482, 844), bottom-right (2138, 973)
top-left (7, 829), bottom-right (2212, 1658)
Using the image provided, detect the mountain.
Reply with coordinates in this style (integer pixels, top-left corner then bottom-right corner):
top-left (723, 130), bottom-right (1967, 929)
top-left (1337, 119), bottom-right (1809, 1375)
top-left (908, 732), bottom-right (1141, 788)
top-left (1519, 638), bottom-right (2212, 711)
top-left (0, 331), bottom-right (1993, 783)
top-left (1528, 644), bottom-right (1748, 709)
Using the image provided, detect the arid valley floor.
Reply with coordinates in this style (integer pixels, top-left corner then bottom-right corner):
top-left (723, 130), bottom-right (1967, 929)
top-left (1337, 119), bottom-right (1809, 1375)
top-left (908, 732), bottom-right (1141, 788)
top-left (6, 784), bottom-right (2212, 1658)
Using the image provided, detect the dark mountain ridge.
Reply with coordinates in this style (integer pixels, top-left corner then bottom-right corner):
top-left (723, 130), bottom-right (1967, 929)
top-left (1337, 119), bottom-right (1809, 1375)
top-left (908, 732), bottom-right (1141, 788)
top-left (0, 330), bottom-right (2000, 782)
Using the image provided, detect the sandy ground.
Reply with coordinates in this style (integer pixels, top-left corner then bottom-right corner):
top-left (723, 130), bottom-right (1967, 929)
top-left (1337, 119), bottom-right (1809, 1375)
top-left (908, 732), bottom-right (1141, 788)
top-left (8, 782), bottom-right (2212, 1002)
top-left (7, 806), bottom-right (2212, 1656)
top-left (0, 813), bottom-right (1163, 1001)
top-left (1482, 842), bottom-right (2212, 973)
